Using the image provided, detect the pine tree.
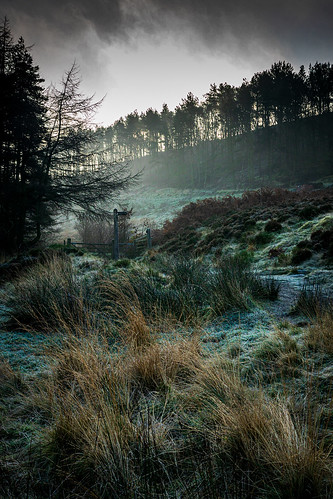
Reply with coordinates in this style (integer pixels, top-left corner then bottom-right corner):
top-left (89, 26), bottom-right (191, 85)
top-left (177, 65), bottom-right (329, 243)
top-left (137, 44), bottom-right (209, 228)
top-left (0, 19), bottom-right (47, 250)
top-left (0, 21), bottom-right (134, 252)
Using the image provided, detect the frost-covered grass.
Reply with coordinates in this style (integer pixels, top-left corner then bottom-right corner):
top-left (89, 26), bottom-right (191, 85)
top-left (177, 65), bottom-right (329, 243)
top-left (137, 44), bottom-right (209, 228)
top-left (152, 188), bottom-right (333, 282)
top-left (1, 186), bottom-right (333, 496)
top-left (56, 186), bottom-right (242, 241)
top-left (118, 185), bottom-right (242, 227)
top-left (253, 212), bottom-right (333, 271)
top-left (1, 251), bottom-right (332, 497)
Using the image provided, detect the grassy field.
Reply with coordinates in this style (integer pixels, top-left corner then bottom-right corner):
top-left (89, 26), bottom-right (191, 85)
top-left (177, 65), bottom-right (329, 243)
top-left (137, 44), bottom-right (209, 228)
top-left (57, 186), bottom-right (242, 241)
top-left (1, 188), bottom-right (332, 498)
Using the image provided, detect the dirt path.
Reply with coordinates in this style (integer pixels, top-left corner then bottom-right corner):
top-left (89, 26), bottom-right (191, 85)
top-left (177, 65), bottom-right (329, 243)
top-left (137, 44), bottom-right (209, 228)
top-left (262, 269), bottom-right (333, 322)
top-left (262, 274), bottom-right (306, 320)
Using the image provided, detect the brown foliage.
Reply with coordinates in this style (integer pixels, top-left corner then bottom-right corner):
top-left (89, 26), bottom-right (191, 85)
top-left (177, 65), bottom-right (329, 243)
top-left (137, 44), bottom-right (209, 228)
top-left (158, 187), bottom-right (333, 241)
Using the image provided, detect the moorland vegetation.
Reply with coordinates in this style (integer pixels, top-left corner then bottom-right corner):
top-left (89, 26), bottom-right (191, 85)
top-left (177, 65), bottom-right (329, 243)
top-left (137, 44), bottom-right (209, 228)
top-left (1, 187), bottom-right (333, 498)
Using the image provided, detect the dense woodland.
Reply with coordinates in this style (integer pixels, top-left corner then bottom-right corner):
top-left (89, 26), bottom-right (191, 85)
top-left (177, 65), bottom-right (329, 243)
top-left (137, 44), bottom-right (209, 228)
top-left (98, 61), bottom-right (333, 187)
top-left (0, 20), bottom-right (132, 252)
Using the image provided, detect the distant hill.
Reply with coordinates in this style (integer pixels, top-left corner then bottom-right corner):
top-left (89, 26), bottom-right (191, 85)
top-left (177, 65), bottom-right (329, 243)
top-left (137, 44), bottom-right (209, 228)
top-left (131, 113), bottom-right (333, 189)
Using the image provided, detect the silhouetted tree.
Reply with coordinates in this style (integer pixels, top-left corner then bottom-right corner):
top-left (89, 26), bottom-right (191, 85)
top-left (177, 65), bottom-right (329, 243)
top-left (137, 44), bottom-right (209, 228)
top-left (0, 21), bottom-right (134, 252)
top-left (268, 61), bottom-right (306, 124)
top-left (0, 19), bottom-right (47, 250)
top-left (160, 103), bottom-right (174, 150)
top-left (251, 70), bottom-right (274, 128)
top-left (308, 62), bottom-right (333, 115)
top-left (125, 110), bottom-right (143, 158)
top-left (142, 108), bottom-right (161, 154)
top-left (173, 92), bottom-right (200, 148)
top-left (202, 84), bottom-right (220, 140)
top-left (236, 80), bottom-right (253, 134)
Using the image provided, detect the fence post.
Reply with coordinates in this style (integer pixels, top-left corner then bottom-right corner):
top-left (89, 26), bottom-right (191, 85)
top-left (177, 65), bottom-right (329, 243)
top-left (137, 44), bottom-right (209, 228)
top-left (113, 209), bottom-right (119, 260)
top-left (146, 228), bottom-right (152, 249)
top-left (67, 238), bottom-right (71, 247)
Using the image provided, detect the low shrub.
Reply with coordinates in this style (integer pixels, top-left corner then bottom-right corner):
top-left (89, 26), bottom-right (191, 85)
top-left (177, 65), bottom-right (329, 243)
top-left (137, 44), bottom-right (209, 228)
top-left (269, 247), bottom-right (285, 259)
top-left (299, 205), bottom-right (320, 219)
top-left (291, 247), bottom-right (312, 265)
top-left (113, 258), bottom-right (131, 268)
top-left (251, 231), bottom-right (274, 246)
top-left (265, 219), bottom-right (282, 232)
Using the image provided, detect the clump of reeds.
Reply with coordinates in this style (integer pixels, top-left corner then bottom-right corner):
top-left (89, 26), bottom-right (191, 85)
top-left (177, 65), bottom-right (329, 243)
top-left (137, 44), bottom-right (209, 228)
top-left (292, 283), bottom-right (330, 318)
top-left (210, 255), bottom-right (280, 315)
top-left (0, 357), bottom-right (23, 395)
top-left (121, 336), bottom-right (201, 392)
top-left (306, 308), bottom-right (333, 354)
top-left (190, 359), bottom-right (333, 498)
top-left (28, 329), bottom-right (201, 497)
top-left (4, 254), bottom-right (91, 332)
top-left (98, 273), bottom-right (153, 347)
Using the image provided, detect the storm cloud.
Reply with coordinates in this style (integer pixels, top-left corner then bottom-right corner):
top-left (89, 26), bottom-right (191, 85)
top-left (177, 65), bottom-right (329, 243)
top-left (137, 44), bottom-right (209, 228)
top-left (2, 0), bottom-right (333, 59)
top-left (2, 1), bottom-right (332, 124)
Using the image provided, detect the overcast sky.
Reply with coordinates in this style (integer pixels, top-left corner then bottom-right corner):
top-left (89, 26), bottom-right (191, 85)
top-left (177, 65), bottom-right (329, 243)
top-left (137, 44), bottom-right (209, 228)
top-left (2, 0), bottom-right (333, 126)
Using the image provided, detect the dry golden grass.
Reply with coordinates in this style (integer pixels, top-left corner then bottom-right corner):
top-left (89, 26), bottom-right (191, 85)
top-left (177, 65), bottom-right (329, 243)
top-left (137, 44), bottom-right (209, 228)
top-left (3, 254), bottom-right (332, 497)
top-left (0, 357), bottom-right (23, 394)
top-left (306, 310), bottom-right (333, 354)
top-left (14, 324), bottom-right (333, 498)
top-left (28, 329), bottom-right (190, 496)
top-left (99, 274), bottom-right (153, 348)
top-left (121, 336), bottom-right (202, 392)
top-left (192, 359), bottom-right (333, 498)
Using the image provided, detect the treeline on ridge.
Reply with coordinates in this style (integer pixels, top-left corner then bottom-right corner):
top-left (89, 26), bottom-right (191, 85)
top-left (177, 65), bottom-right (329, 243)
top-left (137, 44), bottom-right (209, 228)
top-left (98, 61), bottom-right (333, 188)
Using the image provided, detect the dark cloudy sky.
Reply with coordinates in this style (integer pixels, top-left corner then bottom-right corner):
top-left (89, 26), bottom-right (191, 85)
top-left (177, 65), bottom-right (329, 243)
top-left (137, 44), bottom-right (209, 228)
top-left (2, 0), bottom-right (332, 125)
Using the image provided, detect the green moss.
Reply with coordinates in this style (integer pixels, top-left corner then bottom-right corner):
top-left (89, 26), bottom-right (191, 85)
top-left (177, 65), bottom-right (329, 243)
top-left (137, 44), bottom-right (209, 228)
top-left (299, 205), bottom-right (320, 220)
top-left (113, 258), bottom-right (131, 268)
top-left (291, 247), bottom-right (312, 265)
top-left (251, 231), bottom-right (274, 246)
top-left (313, 214), bottom-right (333, 232)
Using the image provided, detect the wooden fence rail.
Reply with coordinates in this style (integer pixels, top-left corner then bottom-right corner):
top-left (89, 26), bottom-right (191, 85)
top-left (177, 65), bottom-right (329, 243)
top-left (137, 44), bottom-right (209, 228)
top-left (65, 230), bottom-right (152, 259)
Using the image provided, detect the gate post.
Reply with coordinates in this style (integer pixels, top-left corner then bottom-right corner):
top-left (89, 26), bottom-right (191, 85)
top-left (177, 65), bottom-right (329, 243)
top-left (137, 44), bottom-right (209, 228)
top-left (146, 228), bottom-right (152, 249)
top-left (113, 209), bottom-right (119, 260)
